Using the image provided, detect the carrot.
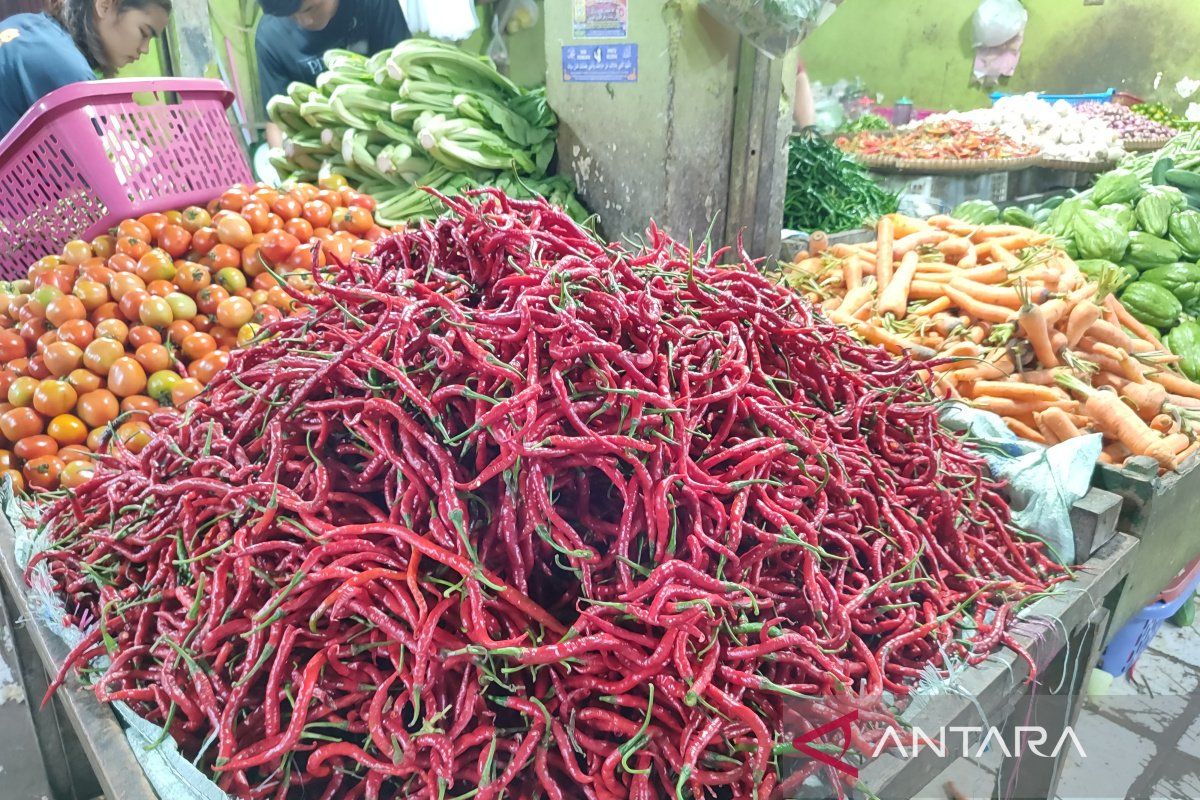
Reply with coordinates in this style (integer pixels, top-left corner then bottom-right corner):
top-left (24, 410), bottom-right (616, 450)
top-left (1105, 294), bottom-right (1166, 350)
top-left (970, 396), bottom-right (1075, 417)
top-left (1017, 368), bottom-right (1065, 386)
top-left (829, 243), bottom-right (859, 260)
top-left (1120, 381), bottom-right (1168, 421)
top-left (1086, 318), bottom-right (1135, 350)
top-left (875, 216), bottom-right (894, 289)
top-left (931, 341), bottom-right (982, 370)
top-left (1149, 370), bottom-right (1200, 400)
top-left (1049, 330), bottom-right (1068, 357)
top-left (1099, 451), bottom-right (1114, 464)
top-left (843, 255), bottom-right (864, 292)
top-left (972, 381), bottom-right (1067, 403)
top-left (951, 351), bottom-right (1014, 382)
top-left (827, 310), bottom-right (926, 356)
top-left (1037, 407), bottom-right (1083, 442)
top-left (809, 231), bottom-right (829, 256)
top-left (958, 246), bottom-right (979, 269)
top-left (877, 251), bottom-right (921, 317)
top-left (1093, 343), bottom-right (1146, 383)
top-left (985, 243), bottom-right (1021, 270)
top-left (1163, 433), bottom-right (1192, 455)
top-left (973, 227), bottom-right (1053, 244)
top-left (960, 262), bottom-right (1009, 285)
top-left (1004, 417), bottom-right (1046, 444)
top-left (935, 237), bottom-right (973, 262)
top-left (1038, 298), bottom-right (1070, 327)
top-left (1178, 441), bottom-right (1200, 466)
top-left (791, 256), bottom-right (824, 274)
top-left (1065, 301), bottom-right (1102, 348)
top-left (1058, 374), bottom-right (1178, 468)
top-left (1166, 392), bottom-right (1200, 410)
top-left (887, 214), bottom-right (929, 238)
top-left (837, 283), bottom-right (877, 317)
top-left (894, 231), bottom-right (951, 257)
top-left (927, 214), bottom-right (975, 234)
top-left (911, 296), bottom-right (953, 318)
top-left (1151, 414), bottom-right (1181, 435)
top-left (1017, 284), bottom-right (1058, 368)
top-left (947, 278), bottom-right (1031, 310)
top-left (933, 314), bottom-right (970, 338)
top-left (944, 284), bottom-right (1015, 324)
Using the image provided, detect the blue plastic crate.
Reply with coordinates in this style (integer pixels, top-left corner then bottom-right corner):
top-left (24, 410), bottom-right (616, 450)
top-left (1098, 554), bottom-right (1200, 677)
top-left (990, 89), bottom-right (1116, 107)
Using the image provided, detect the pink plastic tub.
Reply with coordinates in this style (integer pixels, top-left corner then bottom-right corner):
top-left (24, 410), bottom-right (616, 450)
top-left (0, 78), bottom-right (252, 276)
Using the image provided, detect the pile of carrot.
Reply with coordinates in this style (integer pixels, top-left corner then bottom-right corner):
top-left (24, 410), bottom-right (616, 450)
top-left (785, 213), bottom-right (1200, 471)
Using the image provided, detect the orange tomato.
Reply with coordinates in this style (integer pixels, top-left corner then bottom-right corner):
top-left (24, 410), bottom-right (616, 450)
top-left (45, 295), bottom-right (87, 327)
top-left (72, 279), bottom-right (109, 311)
top-left (108, 358), bottom-right (147, 397)
top-left (14, 435), bottom-right (58, 460)
top-left (157, 224), bottom-right (191, 258)
top-left (114, 421), bottom-right (152, 454)
top-left (6, 359), bottom-right (29, 379)
top-left (118, 288), bottom-right (150, 322)
top-left (192, 227), bottom-right (219, 255)
top-left (91, 235), bottom-right (117, 260)
top-left (61, 240), bottom-right (93, 265)
top-left (55, 319), bottom-right (94, 349)
top-left (241, 202), bottom-right (271, 234)
top-left (93, 318), bottom-right (129, 343)
top-left (189, 351), bottom-right (230, 384)
top-left (167, 320), bottom-right (196, 347)
top-left (66, 368), bottom-right (101, 394)
top-left (32, 379), bottom-right (77, 417)
top-left (137, 213), bottom-right (169, 240)
top-left (116, 235), bottom-right (150, 261)
top-left (290, 183), bottom-right (318, 203)
top-left (180, 331), bottom-right (217, 361)
top-left (26, 356), bottom-right (50, 380)
top-left (120, 394), bottom-right (159, 416)
top-left (259, 230), bottom-right (300, 266)
top-left (90, 302), bottom-right (120, 325)
top-left (302, 200), bottom-right (333, 229)
top-left (175, 262), bottom-right (212, 294)
top-left (86, 427), bottom-right (106, 451)
top-left (171, 377), bottom-right (204, 407)
top-left (58, 444), bottom-right (92, 464)
top-left (59, 459), bottom-right (95, 489)
top-left (134, 343), bottom-right (172, 374)
top-left (217, 215), bottom-right (254, 249)
top-left (83, 338), bottom-right (125, 374)
top-left (181, 206), bottom-right (212, 234)
top-left (117, 219), bottom-right (152, 242)
top-left (267, 285), bottom-right (296, 312)
top-left (135, 248), bottom-right (176, 283)
top-left (138, 296), bottom-right (174, 328)
top-left (284, 217), bottom-right (314, 243)
top-left (217, 189), bottom-right (249, 212)
top-left (215, 296), bottom-right (254, 329)
top-left (23, 455), bottom-right (64, 490)
top-left (196, 285), bottom-right (230, 315)
top-left (252, 272), bottom-right (279, 292)
top-left (42, 342), bottom-right (83, 378)
top-left (272, 194), bottom-right (303, 221)
top-left (2, 468), bottom-right (23, 492)
top-left (236, 322), bottom-right (262, 347)
top-left (76, 389), bottom-right (119, 428)
top-left (0, 371), bottom-right (14, 401)
top-left (0, 407), bottom-right (44, 441)
top-left (210, 325), bottom-right (238, 350)
top-left (46, 414), bottom-right (87, 446)
top-left (127, 325), bottom-right (162, 349)
top-left (315, 189), bottom-right (343, 209)
top-left (108, 271), bottom-right (146, 301)
top-left (146, 279), bottom-right (176, 298)
top-left (191, 314), bottom-right (213, 333)
top-left (0, 330), bottom-right (27, 362)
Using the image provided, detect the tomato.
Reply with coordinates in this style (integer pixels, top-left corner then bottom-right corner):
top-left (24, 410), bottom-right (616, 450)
top-left (241, 202), bottom-right (271, 234)
top-left (91, 235), bottom-right (117, 260)
top-left (191, 314), bottom-right (213, 333)
top-left (0, 408), bottom-right (44, 441)
top-left (55, 319), bottom-right (93, 349)
top-left (252, 272), bottom-right (280, 292)
top-left (164, 292), bottom-right (198, 321)
top-left (190, 351), bottom-right (230, 384)
top-left (93, 318), bottom-right (129, 343)
top-left (0, 450), bottom-right (13, 470)
top-left (114, 421), bottom-right (152, 454)
top-left (0, 330), bottom-right (27, 362)
top-left (167, 320), bottom-right (196, 347)
top-left (258, 230), bottom-right (300, 266)
top-left (237, 322), bottom-right (262, 347)
top-left (46, 414), bottom-right (87, 446)
top-left (20, 319), bottom-right (53, 346)
top-left (34, 330), bottom-right (58, 354)
top-left (42, 342), bottom-right (83, 377)
top-left (302, 200), bottom-right (333, 229)
top-left (214, 296), bottom-right (254, 330)
top-left (284, 217), bottom-right (314, 243)
top-left (76, 389), bottom-right (119, 428)
top-left (121, 394), bottom-right (159, 416)
top-left (137, 213), bottom-right (169, 240)
top-left (134, 343), bottom-right (172, 374)
top-left (108, 272), bottom-right (146, 301)
top-left (342, 189), bottom-right (376, 212)
top-left (209, 325), bottom-right (237, 350)
top-left (13, 434), bottom-right (57, 460)
top-left (147, 370), bottom-right (181, 405)
top-left (353, 238), bottom-right (375, 257)
top-left (268, 285), bottom-right (297, 312)
top-left (117, 288), bottom-right (150, 322)
top-left (127, 326), bottom-right (162, 349)
top-left (196, 285), bottom-right (230, 315)
top-left (0, 371), bottom-right (14, 401)
top-left (24, 455), bottom-right (64, 490)
top-left (89, 302), bottom-right (120, 325)
top-left (138, 296), bottom-right (174, 328)
top-left (272, 194), bottom-right (302, 221)
top-left (44, 295), bottom-right (86, 328)
top-left (26, 356), bottom-right (50, 379)
top-left (135, 249), bottom-right (176, 283)
top-left (217, 189), bottom-right (249, 213)
top-left (216, 215), bottom-right (254, 249)
top-left (32, 379), bottom-right (77, 417)
top-left (2, 468), bottom-right (23, 492)
top-left (117, 219), bottom-right (152, 242)
top-left (171, 377), bottom-right (204, 407)
top-left (181, 206), bottom-right (212, 234)
top-left (57, 444), bottom-right (91, 463)
top-left (290, 183), bottom-right (318, 203)
top-left (319, 174), bottom-right (348, 191)
top-left (59, 459), bottom-right (95, 489)
top-left (180, 331), bottom-right (217, 361)
top-left (6, 376), bottom-right (37, 407)
top-left (116, 235), bottom-right (150, 260)
top-left (146, 279), bottom-right (176, 298)
top-left (157, 224), bottom-right (191, 258)
top-left (31, 285), bottom-right (61, 310)
top-left (83, 338), bottom-right (126, 374)
top-left (210, 267), bottom-right (245, 295)
top-left (201, 244), bottom-right (241, 271)
top-left (108, 358), bottom-right (147, 397)
top-left (61, 240), bottom-right (93, 265)
top-left (66, 368), bottom-right (101, 395)
top-left (191, 227), bottom-right (219, 255)
top-left (72, 280), bottom-right (109, 312)
top-left (175, 262), bottom-right (212, 294)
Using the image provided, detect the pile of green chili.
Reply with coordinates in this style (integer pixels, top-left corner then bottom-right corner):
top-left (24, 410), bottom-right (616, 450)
top-left (783, 127), bottom-right (898, 234)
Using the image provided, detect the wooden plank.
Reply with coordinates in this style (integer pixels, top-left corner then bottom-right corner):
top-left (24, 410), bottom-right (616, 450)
top-left (0, 519), bottom-right (159, 800)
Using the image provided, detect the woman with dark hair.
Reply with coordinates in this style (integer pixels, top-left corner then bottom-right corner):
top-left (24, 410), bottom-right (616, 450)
top-left (0, 0), bottom-right (171, 136)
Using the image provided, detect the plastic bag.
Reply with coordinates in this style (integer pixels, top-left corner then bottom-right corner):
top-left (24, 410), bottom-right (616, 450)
top-left (972, 0), bottom-right (1027, 47)
top-left (487, 0), bottom-right (540, 69)
top-left (406, 0), bottom-right (479, 41)
top-left (700, 0), bottom-right (828, 57)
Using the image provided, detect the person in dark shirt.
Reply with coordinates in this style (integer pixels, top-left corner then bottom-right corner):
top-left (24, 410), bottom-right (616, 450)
top-left (0, 0), bottom-right (171, 137)
top-left (256, 0), bottom-right (409, 147)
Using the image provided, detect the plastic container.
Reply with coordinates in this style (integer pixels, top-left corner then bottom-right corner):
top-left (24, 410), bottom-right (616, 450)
top-left (0, 78), bottom-right (251, 276)
top-left (892, 97), bottom-right (914, 127)
top-left (990, 88), bottom-right (1116, 106)
top-left (1097, 553), bottom-right (1200, 677)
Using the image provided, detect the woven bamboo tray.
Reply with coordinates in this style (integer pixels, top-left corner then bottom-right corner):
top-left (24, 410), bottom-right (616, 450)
top-left (869, 155), bottom-right (1039, 175)
top-left (1123, 137), bottom-right (1173, 152)
top-left (848, 152), bottom-right (898, 170)
top-left (1038, 156), bottom-right (1117, 173)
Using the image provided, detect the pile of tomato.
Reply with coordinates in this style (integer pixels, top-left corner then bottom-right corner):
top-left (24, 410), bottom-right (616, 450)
top-left (0, 177), bottom-right (386, 492)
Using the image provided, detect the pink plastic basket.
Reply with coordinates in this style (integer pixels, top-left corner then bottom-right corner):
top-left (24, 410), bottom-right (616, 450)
top-left (0, 78), bottom-right (252, 276)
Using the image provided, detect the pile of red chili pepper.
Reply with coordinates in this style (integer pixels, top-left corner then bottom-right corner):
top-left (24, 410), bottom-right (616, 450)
top-left (28, 190), bottom-right (1064, 800)
top-left (838, 119), bottom-right (1040, 161)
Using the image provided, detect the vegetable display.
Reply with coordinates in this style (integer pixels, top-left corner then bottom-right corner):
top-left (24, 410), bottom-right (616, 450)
top-left (837, 119), bottom-right (1040, 161)
top-left (0, 180), bottom-right (374, 491)
top-left (919, 93), bottom-right (1124, 164)
top-left (834, 112), bottom-right (892, 136)
top-left (268, 41), bottom-right (586, 225)
top-left (786, 214), bottom-right (1200, 469)
top-left (31, 191), bottom-right (1062, 799)
top-left (1131, 102), bottom-right (1200, 132)
top-left (783, 127), bottom-right (899, 233)
top-left (1077, 101), bottom-right (1177, 141)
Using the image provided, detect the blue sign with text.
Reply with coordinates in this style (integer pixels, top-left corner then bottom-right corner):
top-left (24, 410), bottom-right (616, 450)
top-left (562, 44), bottom-right (638, 83)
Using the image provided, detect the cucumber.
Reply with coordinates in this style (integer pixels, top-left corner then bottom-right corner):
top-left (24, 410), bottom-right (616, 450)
top-left (1152, 157), bottom-right (1175, 186)
top-left (1164, 168), bottom-right (1200, 191)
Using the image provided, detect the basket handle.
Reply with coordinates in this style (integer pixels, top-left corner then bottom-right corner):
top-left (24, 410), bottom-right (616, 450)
top-left (0, 78), bottom-right (236, 155)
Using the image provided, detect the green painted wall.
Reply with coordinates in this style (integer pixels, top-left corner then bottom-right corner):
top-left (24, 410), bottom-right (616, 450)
top-left (800, 0), bottom-right (1200, 112)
